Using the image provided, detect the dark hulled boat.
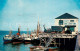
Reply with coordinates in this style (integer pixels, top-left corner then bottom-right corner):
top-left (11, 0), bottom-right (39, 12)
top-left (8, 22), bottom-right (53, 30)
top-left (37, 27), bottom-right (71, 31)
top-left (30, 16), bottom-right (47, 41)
top-left (31, 16), bottom-right (40, 45)
top-left (12, 26), bottom-right (24, 44)
top-left (31, 38), bottom-right (40, 45)
top-left (31, 34), bottom-right (40, 45)
top-left (12, 35), bottom-right (23, 44)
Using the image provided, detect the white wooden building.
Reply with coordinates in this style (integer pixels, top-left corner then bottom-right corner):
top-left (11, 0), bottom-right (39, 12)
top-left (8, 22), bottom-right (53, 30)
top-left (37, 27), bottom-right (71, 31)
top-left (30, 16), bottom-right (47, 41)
top-left (55, 13), bottom-right (78, 34)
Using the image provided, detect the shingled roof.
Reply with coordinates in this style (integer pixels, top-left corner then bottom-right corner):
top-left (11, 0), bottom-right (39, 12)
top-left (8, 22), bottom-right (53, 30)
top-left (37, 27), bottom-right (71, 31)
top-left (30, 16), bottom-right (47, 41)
top-left (55, 13), bottom-right (78, 19)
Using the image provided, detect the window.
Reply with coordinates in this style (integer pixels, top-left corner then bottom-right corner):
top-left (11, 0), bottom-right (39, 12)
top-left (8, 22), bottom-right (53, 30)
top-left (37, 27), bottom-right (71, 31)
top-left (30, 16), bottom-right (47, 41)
top-left (73, 23), bottom-right (76, 25)
top-left (69, 27), bottom-right (75, 32)
top-left (59, 20), bottom-right (63, 25)
top-left (64, 20), bottom-right (69, 22)
top-left (70, 20), bottom-right (74, 22)
top-left (69, 23), bottom-right (72, 25)
top-left (64, 23), bottom-right (67, 25)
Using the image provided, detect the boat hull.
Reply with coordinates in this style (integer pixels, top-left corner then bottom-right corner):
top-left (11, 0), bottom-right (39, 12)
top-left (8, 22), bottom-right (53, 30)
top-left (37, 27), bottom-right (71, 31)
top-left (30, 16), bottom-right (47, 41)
top-left (3, 40), bottom-right (12, 44)
top-left (12, 38), bottom-right (23, 44)
top-left (31, 39), bottom-right (40, 45)
top-left (23, 40), bottom-right (31, 44)
top-left (3, 35), bottom-right (12, 44)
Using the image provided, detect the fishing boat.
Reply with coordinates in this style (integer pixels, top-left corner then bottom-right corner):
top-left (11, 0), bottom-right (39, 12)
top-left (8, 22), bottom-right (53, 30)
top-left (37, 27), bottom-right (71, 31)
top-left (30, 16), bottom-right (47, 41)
top-left (31, 33), bottom-right (40, 45)
top-left (12, 34), bottom-right (23, 44)
top-left (31, 37), bottom-right (40, 45)
top-left (12, 26), bottom-right (23, 44)
top-left (3, 30), bottom-right (12, 44)
top-left (31, 17), bottom-right (41, 45)
top-left (22, 33), bottom-right (31, 44)
top-left (30, 46), bottom-right (46, 51)
top-left (21, 28), bottom-right (31, 44)
top-left (23, 34), bottom-right (31, 44)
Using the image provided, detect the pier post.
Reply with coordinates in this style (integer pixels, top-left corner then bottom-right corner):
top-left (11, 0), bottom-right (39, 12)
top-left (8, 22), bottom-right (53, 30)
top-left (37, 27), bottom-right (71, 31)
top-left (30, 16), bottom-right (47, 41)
top-left (64, 38), bottom-right (65, 46)
top-left (54, 38), bottom-right (57, 47)
top-left (44, 38), bottom-right (46, 46)
top-left (59, 38), bottom-right (60, 47)
top-left (69, 38), bottom-right (70, 43)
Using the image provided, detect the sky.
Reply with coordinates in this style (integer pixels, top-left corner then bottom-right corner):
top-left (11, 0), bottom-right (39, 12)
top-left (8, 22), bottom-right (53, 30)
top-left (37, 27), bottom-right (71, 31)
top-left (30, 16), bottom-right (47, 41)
top-left (0, 0), bottom-right (80, 31)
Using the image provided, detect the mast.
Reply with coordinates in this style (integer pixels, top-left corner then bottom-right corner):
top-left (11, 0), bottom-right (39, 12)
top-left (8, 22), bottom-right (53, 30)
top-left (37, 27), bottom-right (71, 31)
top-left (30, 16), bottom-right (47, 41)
top-left (43, 24), bottom-right (46, 30)
top-left (27, 28), bottom-right (29, 34)
top-left (9, 30), bottom-right (12, 36)
top-left (37, 16), bottom-right (40, 37)
top-left (18, 25), bottom-right (21, 34)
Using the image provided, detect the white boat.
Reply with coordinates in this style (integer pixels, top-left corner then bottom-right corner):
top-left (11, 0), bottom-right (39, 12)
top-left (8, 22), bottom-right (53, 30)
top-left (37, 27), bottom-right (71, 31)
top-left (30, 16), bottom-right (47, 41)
top-left (22, 33), bottom-right (31, 44)
top-left (3, 30), bottom-right (12, 44)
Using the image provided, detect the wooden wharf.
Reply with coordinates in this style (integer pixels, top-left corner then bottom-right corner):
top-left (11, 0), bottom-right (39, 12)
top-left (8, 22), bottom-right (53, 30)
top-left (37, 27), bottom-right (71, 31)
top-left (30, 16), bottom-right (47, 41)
top-left (38, 33), bottom-right (77, 49)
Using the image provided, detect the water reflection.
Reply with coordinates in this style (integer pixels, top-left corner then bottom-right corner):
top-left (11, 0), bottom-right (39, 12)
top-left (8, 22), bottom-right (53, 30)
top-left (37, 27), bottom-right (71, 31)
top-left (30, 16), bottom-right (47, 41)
top-left (24, 44), bottom-right (33, 51)
top-left (3, 43), bottom-right (33, 51)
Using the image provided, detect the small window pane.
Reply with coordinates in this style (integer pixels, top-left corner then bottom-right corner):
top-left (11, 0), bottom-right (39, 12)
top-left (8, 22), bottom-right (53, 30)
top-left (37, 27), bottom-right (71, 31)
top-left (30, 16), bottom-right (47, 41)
top-left (64, 23), bottom-right (67, 25)
top-left (73, 23), bottom-right (76, 25)
top-left (70, 20), bottom-right (74, 22)
top-left (59, 20), bottom-right (63, 25)
top-left (64, 20), bottom-right (69, 22)
top-left (69, 23), bottom-right (72, 25)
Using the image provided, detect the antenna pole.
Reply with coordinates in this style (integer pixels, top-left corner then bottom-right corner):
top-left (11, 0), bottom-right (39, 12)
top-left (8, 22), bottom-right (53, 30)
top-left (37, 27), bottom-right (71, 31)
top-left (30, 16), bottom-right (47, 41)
top-left (27, 28), bottom-right (29, 34)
